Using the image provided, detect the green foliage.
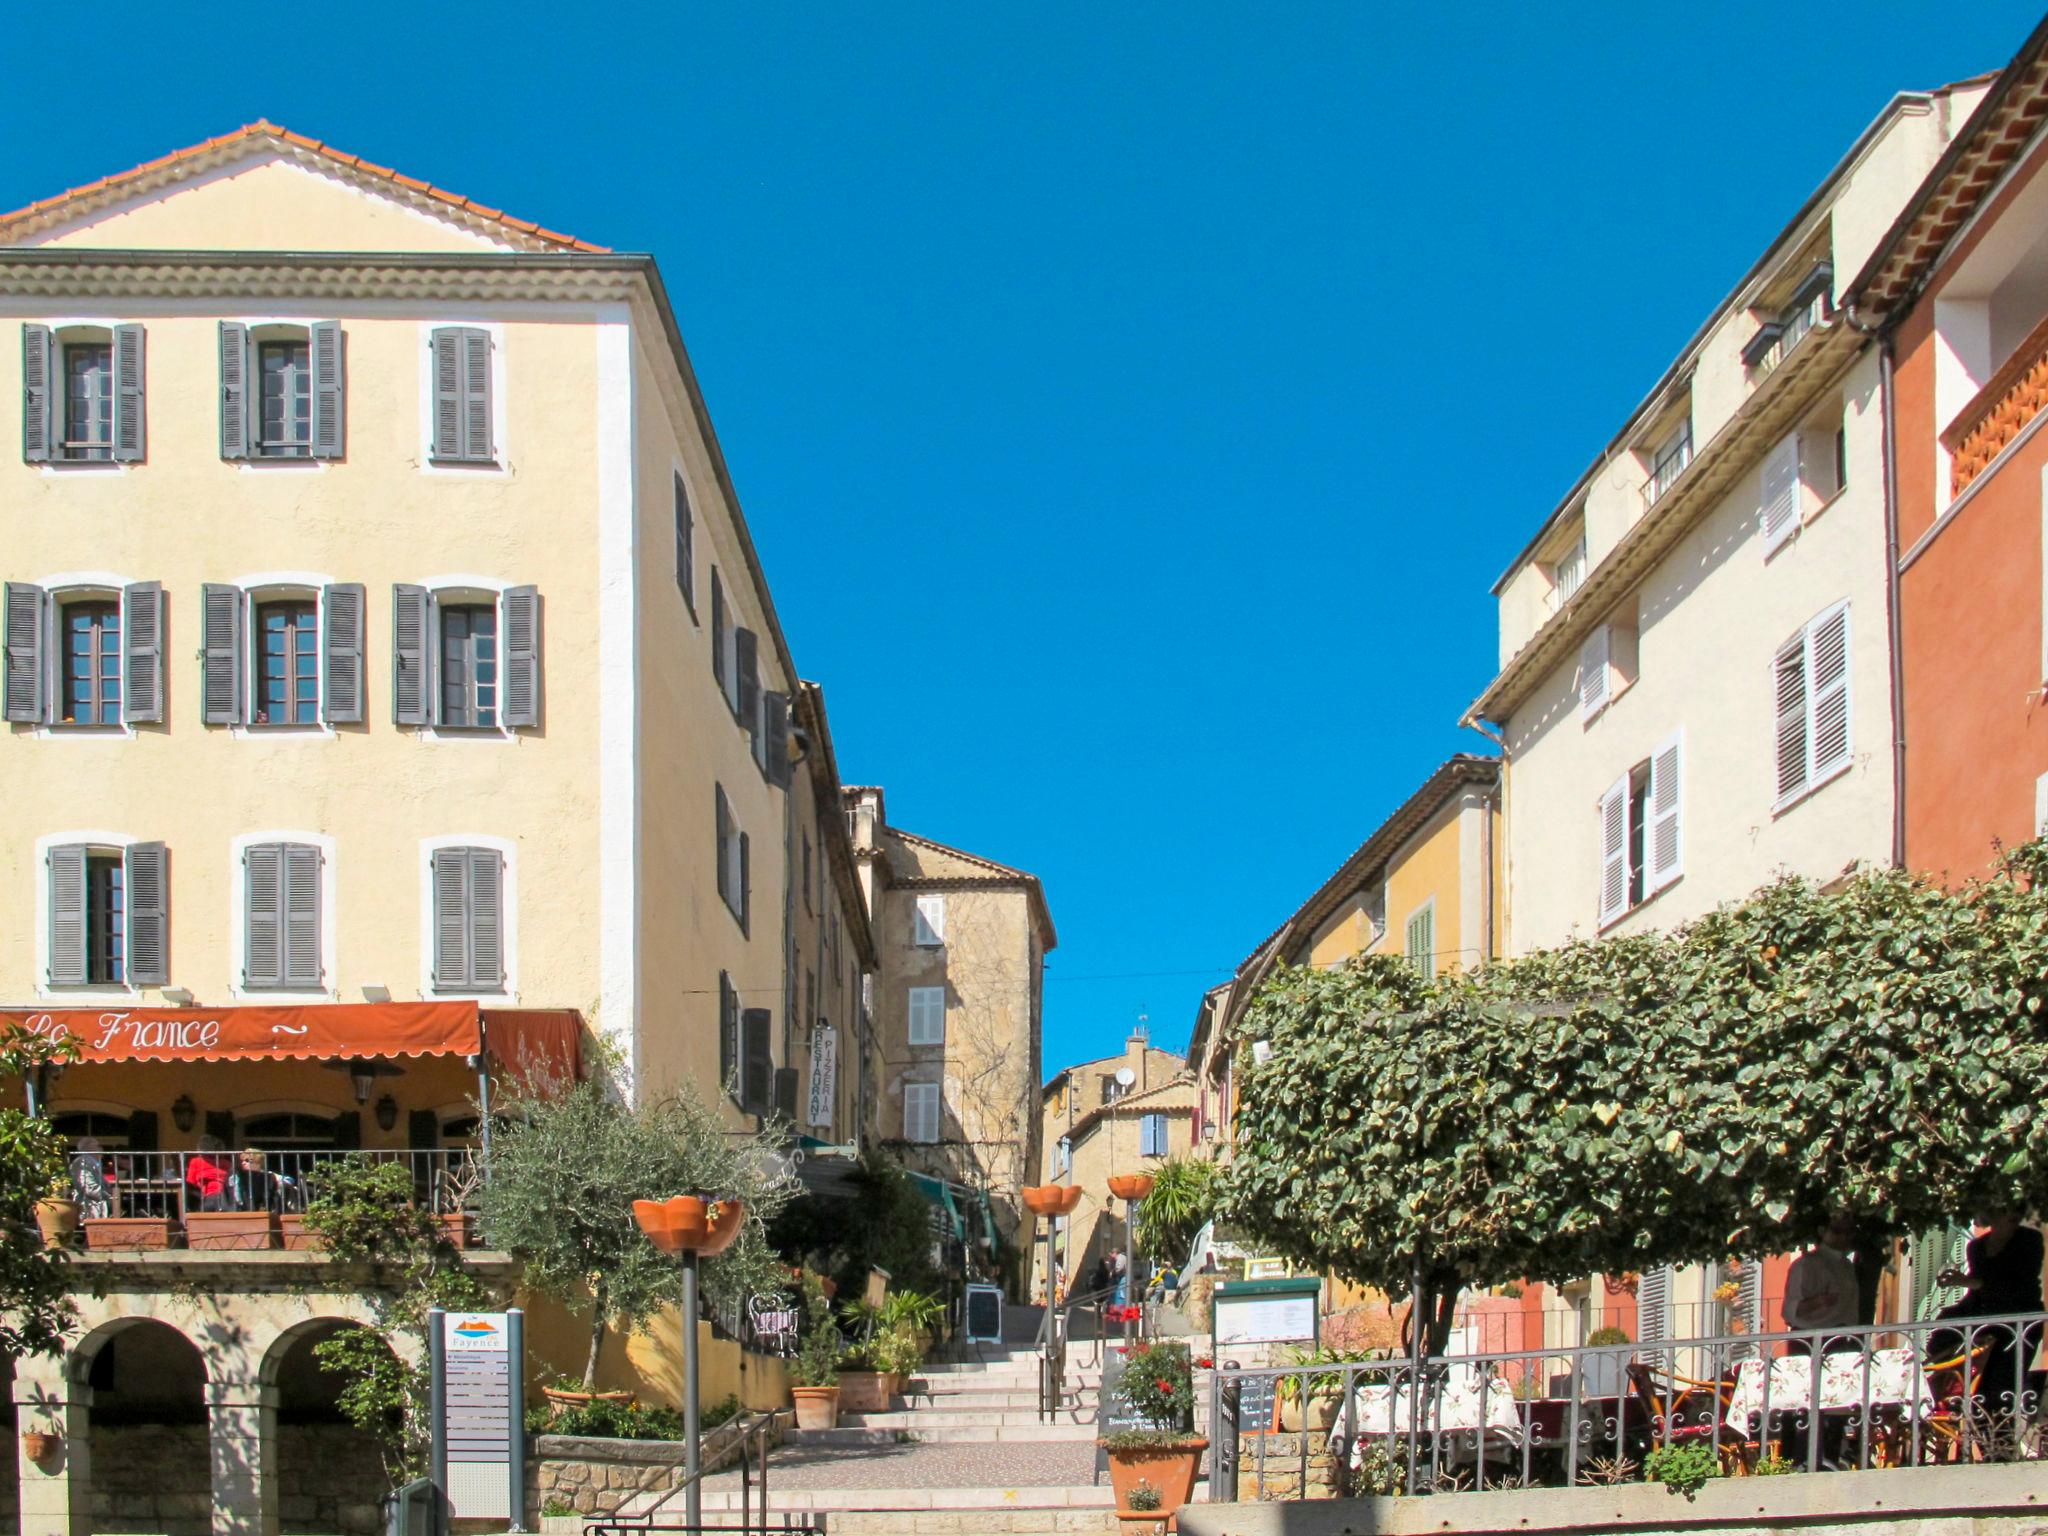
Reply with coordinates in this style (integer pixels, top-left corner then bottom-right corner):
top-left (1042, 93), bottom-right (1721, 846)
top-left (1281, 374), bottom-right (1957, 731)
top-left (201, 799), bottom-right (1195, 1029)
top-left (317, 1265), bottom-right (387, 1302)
top-left (1643, 1441), bottom-right (1721, 1499)
top-left (1751, 1453), bottom-right (1796, 1477)
top-left (1223, 845), bottom-right (2048, 1318)
top-left (0, 1104), bottom-right (72, 1362)
top-left (1136, 1156), bottom-right (1220, 1263)
top-left (1098, 1427), bottom-right (1205, 1450)
top-left (768, 1150), bottom-right (945, 1299)
top-left (1586, 1327), bottom-right (1631, 1347)
top-left (527, 1398), bottom-right (685, 1440)
top-left (789, 1273), bottom-right (843, 1389)
top-left (478, 1076), bottom-right (797, 1389)
top-left (1119, 1341), bottom-right (1194, 1432)
top-left (1125, 1480), bottom-right (1164, 1511)
top-left (1275, 1344), bottom-right (1377, 1404)
top-left (840, 1288), bottom-right (940, 1374)
top-left (540, 1498), bottom-right (575, 1519)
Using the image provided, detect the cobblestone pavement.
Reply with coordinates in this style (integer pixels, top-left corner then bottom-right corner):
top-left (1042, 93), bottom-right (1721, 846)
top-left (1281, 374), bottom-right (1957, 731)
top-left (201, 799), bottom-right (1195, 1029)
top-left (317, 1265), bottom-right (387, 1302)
top-left (705, 1438), bottom-right (1101, 1491)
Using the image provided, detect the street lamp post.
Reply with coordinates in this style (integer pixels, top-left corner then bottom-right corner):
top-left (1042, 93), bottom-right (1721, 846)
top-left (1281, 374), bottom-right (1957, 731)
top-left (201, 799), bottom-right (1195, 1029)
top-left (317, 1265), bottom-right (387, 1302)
top-left (1105, 1174), bottom-right (1154, 1343)
top-left (632, 1195), bottom-right (745, 1528)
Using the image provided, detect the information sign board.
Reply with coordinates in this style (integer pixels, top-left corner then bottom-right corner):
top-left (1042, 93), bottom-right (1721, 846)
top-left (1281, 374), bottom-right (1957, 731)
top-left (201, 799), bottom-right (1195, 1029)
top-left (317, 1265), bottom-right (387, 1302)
top-left (431, 1308), bottom-right (525, 1527)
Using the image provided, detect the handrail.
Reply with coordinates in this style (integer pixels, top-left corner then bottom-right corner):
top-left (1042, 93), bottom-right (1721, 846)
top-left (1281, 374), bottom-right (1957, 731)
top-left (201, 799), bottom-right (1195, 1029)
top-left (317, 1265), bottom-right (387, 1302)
top-left (1037, 1282), bottom-right (1121, 1420)
top-left (596, 1409), bottom-right (785, 1533)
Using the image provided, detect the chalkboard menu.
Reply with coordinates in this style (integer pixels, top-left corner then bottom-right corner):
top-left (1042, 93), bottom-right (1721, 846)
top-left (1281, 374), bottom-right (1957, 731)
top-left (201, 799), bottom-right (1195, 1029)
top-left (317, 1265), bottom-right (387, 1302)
top-left (1096, 1347), bottom-right (1155, 1438)
top-left (1232, 1371), bottom-right (1279, 1434)
top-left (964, 1283), bottom-right (1003, 1344)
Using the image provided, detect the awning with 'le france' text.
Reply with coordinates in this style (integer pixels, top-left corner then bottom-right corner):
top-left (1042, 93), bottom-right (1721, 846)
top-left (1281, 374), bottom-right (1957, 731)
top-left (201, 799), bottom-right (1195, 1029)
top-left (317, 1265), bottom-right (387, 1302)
top-left (7, 1001), bottom-right (482, 1064)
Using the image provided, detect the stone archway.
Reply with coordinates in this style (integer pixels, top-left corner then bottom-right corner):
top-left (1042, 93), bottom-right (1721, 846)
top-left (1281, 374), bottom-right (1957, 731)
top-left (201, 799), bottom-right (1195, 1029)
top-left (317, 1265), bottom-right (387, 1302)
top-left (260, 1319), bottom-right (395, 1536)
top-left (76, 1317), bottom-right (212, 1536)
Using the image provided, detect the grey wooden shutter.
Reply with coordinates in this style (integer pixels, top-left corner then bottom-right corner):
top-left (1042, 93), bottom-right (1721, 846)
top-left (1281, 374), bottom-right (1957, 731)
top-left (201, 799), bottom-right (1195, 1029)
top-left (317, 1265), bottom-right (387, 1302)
top-left (310, 321), bottom-right (344, 459)
top-left (774, 1066), bottom-right (800, 1121)
top-left (112, 324), bottom-right (145, 462)
top-left (715, 784), bottom-right (732, 908)
top-left (122, 582), bottom-right (163, 724)
top-left (764, 690), bottom-right (792, 788)
top-left (201, 584), bottom-right (245, 725)
top-left (710, 569), bottom-right (727, 690)
top-left (739, 831), bottom-right (752, 935)
top-left (502, 586), bottom-right (540, 728)
top-left (282, 843), bottom-right (322, 988)
top-left (740, 1008), bottom-right (774, 1115)
top-left (719, 972), bottom-right (739, 1094)
top-left (244, 844), bottom-right (284, 987)
top-left (125, 841), bottom-right (168, 986)
top-left (461, 328), bottom-right (492, 460)
top-left (323, 583), bottom-right (365, 723)
top-left (431, 329), bottom-right (463, 459)
top-left (22, 324), bottom-right (52, 462)
top-left (392, 584), bottom-right (431, 726)
top-left (468, 848), bottom-right (504, 990)
top-left (4, 581), bottom-right (46, 722)
top-left (735, 628), bottom-right (760, 733)
top-left (432, 848), bottom-right (469, 988)
top-left (47, 844), bottom-right (88, 985)
top-left (219, 322), bottom-right (250, 459)
top-left (674, 472), bottom-right (695, 613)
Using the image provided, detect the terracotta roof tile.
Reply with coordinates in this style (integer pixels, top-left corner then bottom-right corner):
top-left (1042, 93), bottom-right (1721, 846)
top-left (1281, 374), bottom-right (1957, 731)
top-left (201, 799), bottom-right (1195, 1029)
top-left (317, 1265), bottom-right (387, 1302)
top-left (0, 120), bottom-right (610, 253)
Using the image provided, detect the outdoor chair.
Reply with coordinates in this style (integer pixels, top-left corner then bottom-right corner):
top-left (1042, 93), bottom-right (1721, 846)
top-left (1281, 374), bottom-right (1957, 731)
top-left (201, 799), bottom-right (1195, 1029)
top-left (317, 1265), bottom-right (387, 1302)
top-left (1625, 1360), bottom-right (1756, 1474)
top-left (1921, 1343), bottom-right (1992, 1464)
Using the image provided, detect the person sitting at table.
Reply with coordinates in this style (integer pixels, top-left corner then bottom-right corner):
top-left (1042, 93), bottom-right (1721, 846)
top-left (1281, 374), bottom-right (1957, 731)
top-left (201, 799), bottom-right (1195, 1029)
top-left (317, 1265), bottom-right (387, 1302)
top-left (229, 1148), bottom-right (287, 1213)
top-left (1931, 1210), bottom-right (2045, 1419)
top-left (69, 1136), bottom-right (113, 1219)
top-left (186, 1136), bottom-right (232, 1213)
top-left (1783, 1212), bottom-right (1860, 1353)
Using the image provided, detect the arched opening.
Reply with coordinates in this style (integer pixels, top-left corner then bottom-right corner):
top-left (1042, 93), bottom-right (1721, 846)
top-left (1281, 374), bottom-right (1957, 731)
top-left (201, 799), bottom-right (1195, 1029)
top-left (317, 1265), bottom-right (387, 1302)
top-left (75, 1318), bottom-right (209, 1536)
top-left (267, 1319), bottom-right (396, 1536)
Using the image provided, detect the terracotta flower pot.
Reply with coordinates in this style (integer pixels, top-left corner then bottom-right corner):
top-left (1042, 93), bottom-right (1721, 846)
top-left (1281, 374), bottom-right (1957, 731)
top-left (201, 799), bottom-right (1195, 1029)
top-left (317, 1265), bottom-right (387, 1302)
top-left (84, 1216), bottom-right (174, 1251)
top-left (434, 1211), bottom-right (475, 1249)
top-left (19, 1430), bottom-right (58, 1464)
top-left (838, 1370), bottom-right (891, 1413)
top-left (631, 1196), bottom-right (745, 1256)
top-left (1022, 1184), bottom-right (1084, 1218)
top-left (34, 1197), bottom-right (79, 1250)
top-left (278, 1215), bottom-right (323, 1252)
top-left (542, 1388), bottom-right (633, 1411)
top-left (1106, 1174), bottom-right (1155, 1202)
top-left (185, 1211), bottom-right (278, 1251)
top-left (1101, 1438), bottom-right (1206, 1516)
top-left (790, 1385), bottom-right (839, 1431)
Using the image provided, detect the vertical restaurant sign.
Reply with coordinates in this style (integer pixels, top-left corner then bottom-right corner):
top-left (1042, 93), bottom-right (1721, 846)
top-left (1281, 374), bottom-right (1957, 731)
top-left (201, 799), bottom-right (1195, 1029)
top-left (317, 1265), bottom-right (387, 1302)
top-left (440, 1311), bottom-right (515, 1519)
top-left (806, 1024), bottom-right (838, 1127)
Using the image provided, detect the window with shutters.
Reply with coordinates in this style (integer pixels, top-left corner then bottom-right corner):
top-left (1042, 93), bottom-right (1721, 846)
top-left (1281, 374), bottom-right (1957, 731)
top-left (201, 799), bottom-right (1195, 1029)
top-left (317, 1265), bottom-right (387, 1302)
top-left (220, 322), bottom-right (343, 461)
top-left (1774, 600), bottom-right (1853, 809)
top-left (197, 582), bottom-right (362, 731)
top-left (59, 600), bottom-right (121, 726)
top-left (1140, 1112), bottom-right (1168, 1158)
top-left (1404, 901), bottom-right (1436, 978)
top-left (913, 894), bottom-right (945, 948)
top-left (908, 985), bottom-right (946, 1045)
top-left (425, 325), bottom-right (497, 466)
top-left (43, 838), bottom-right (167, 990)
top-left (715, 784), bottom-right (750, 930)
top-left (904, 1080), bottom-right (942, 1144)
top-left (254, 600), bottom-right (318, 726)
top-left (239, 838), bottom-right (326, 994)
top-left (674, 471), bottom-right (696, 620)
top-left (23, 323), bottom-right (142, 465)
top-left (428, 844), bottom-right (508, 995)
top-left (1598, 731), bottom-right (1683, 928)
top-left (391, 584), bottom-right (539, 732)
top-left (9, 581), bottom-right (163, 729)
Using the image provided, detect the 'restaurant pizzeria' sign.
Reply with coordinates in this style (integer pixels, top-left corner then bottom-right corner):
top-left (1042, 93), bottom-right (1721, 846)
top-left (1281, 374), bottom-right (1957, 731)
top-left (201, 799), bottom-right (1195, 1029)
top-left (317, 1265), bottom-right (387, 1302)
top-left (4, 1001), bottom-right (485, 1064)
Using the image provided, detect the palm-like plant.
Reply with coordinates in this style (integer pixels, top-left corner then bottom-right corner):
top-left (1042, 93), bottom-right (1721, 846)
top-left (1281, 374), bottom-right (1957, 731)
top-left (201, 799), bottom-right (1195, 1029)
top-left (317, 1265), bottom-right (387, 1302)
top-left (1135, 1155), bottom-right (1219, 1263)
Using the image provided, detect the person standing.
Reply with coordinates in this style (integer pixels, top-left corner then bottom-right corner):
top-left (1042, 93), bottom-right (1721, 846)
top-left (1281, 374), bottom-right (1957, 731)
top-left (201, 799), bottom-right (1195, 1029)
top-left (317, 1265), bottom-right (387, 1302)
top-left (1783, 1213), bottom-right (1860, 1353)
top-left (1934, 1211), bottom-right (2045, 1418)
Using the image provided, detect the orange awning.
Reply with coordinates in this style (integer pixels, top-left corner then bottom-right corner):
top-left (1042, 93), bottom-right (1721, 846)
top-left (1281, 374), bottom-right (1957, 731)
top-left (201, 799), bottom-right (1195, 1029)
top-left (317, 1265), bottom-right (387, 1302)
top-left (8, 1002), bottom-right (483, 1065)
top-left (481, 1008), bottom-right (582, 1089)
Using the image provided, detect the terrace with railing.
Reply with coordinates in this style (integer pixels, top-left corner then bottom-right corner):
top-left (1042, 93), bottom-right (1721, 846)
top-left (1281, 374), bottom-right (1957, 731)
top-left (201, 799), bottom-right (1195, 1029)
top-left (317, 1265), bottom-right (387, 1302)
top-left (1943, 310), bottom-right (2048, 498)
top-left (1206, 1310), bottom-right (2044, 1505)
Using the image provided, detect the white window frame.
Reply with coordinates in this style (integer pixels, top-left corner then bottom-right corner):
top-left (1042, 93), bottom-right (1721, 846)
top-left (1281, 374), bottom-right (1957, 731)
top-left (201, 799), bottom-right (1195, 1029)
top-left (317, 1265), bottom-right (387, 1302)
top-left (912, 894), bottom-right (946, 947)
top-left (903, 1079), bottom-right (942, 1144)
top-left (231, 319), bottom-right (329, 471)
top-left (33, 320), bottom-right (131, 476)
top-left (230, 572), bottom-right (337, 738)
top-left (416, 321), bottom-right (509, 476)
top-left (907, 985), bottom-right (946, 1046)
top-left (1547, 528), bottom-right (1587, 609)
top-left (30, 571), bottom-right (140, 740)
top-left (417, 834), bottom-right (519, 1004)
top-left (228, 829), bottom-right (338, 1003)
top-left (1140, 1111), bottom-right (1168, 1158)
top-left (1772, 600), bottom-right (1853, 813)
top-left (33, 829), bottom-right (144, 1000)
top-left (414, 575), bottom-right (519, 744)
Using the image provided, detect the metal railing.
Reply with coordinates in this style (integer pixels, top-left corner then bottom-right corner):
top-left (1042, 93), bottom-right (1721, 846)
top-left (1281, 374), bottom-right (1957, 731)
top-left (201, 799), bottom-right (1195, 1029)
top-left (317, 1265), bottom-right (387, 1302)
top-left (1209, 1310), bottom-right (2047, 1501)
top-left (1037, 1282), bottom-right (1119, 1421)
top-left (66, 1147), bottom-right (480, 1226)
top-left (584, 1411), bottom-right (814, 1534)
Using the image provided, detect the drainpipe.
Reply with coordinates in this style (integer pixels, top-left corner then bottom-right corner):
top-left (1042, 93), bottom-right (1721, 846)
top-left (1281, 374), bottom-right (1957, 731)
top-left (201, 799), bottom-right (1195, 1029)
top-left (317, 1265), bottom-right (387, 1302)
top-left (1879, 333), bottom-right (1907, 870)
top-left (1468, 719), bottom-right (1509, 958)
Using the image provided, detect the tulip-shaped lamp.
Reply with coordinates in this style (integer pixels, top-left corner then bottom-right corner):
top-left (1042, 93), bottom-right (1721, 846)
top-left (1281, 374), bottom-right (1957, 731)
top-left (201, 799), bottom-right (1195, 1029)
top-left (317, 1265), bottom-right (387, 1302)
top-left (631, 1196), bottom-right (746, 1525)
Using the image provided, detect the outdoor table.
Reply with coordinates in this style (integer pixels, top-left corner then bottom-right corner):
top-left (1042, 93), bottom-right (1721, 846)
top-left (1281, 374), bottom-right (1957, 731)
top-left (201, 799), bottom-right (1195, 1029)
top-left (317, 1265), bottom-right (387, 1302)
top-left (1725, 1349), bottom-right (1933, 1435)
top-left (1328, 1364), bottom-right (1525, 1464)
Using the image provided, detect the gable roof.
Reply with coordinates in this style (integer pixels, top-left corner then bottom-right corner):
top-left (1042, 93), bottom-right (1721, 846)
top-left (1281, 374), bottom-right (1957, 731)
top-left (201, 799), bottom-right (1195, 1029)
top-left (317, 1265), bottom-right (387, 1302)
top-left (879, 826), bottom-right (1058, 949)
top-left (0, 121), bottom-right (608, 253)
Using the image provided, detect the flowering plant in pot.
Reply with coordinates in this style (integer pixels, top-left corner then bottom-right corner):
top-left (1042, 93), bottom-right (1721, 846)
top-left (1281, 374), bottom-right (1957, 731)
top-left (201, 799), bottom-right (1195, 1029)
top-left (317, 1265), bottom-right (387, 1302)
top-left (1098, 1340), bottom-right (1205, 1516)
top-left (788, 1274), bottom-right (842, 1430)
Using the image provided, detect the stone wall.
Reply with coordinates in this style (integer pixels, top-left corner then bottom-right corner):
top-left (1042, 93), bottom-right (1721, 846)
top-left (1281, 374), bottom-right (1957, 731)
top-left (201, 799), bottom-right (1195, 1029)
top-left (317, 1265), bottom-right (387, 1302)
top-left (89, 1424), bottom-right (212, 1536)
top-left (276, 1425), bottom-right (385, 1536)
top-left (1229, 1430), bottom-right (1343, 1502)
top-left (527, 1416), bottom-right (786, 1519)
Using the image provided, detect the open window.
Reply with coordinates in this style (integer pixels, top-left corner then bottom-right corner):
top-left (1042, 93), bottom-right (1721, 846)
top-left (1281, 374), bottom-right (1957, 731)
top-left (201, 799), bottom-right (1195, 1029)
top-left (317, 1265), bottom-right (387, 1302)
top-left (220, 322), bottom-right (343, 461)
top-left (23, 323), bottom-right (144, 464)
top-left (390, 584), bottom-right (540, 730)
top-left (4, 581), bottom-right (162, 729)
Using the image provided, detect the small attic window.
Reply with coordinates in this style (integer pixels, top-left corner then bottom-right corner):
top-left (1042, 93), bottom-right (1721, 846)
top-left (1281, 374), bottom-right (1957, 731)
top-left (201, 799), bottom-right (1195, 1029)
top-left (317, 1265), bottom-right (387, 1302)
top-left (1744, 260), bottom-right (1833, 374)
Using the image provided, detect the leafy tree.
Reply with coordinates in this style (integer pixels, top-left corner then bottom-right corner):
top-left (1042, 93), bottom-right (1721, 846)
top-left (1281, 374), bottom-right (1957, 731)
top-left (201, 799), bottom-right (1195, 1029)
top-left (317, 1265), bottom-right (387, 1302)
top-left (479, 1076), bottom-right (797, 1389)
top-left (769, 1149), bottom-right (944, 1300)
top-left (0, 1022), bottom-right (79, 1363)
top-left (1223, 843), bottom-right (2048, 1352)
top-left (1136, 1155), bottom-right (1221, 1265)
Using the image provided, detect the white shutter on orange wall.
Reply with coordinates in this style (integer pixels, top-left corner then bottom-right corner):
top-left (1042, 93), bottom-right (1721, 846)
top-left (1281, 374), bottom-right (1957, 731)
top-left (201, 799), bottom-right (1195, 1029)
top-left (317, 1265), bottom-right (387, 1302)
top-left (1598, 775), bottom-right (1629, 928)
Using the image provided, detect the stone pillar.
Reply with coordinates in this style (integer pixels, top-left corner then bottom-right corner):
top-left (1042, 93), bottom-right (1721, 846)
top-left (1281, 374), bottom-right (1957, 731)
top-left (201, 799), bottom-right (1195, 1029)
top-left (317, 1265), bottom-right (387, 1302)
top-left (12, 1366), bottom-right (91, 1536)
top-left (207, 1376), bottom-right (279, 1536)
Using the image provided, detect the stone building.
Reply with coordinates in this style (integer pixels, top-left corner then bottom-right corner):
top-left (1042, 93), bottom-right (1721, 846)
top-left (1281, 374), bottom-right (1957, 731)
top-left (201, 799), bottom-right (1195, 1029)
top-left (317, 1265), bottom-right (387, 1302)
top-left (844, 786), bottom-right (1055, 1288)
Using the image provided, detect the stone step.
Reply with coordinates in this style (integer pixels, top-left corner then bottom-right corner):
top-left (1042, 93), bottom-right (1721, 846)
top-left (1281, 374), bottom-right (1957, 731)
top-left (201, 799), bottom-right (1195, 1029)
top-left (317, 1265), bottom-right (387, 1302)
top-left (891, 1389), bottom-right (1085, 1410)
top-left (701, 1483), bottom-right (1117, 1513)
top-left (824, 1511), bottom-right (1125, 1534)
top-left (784, 1421), bottom-right (1102, 1445)
top-left (843, 1408), bottom-right (1095, 1430)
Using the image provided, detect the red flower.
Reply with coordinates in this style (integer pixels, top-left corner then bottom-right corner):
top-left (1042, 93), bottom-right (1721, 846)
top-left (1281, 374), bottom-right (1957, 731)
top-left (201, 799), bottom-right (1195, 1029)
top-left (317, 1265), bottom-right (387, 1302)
top-left (1155, 1379), bottom-right (1172, 1392)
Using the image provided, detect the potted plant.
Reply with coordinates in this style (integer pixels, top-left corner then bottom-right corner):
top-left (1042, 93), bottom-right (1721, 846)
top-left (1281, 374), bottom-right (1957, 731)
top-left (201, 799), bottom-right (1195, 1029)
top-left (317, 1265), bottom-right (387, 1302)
top-left (835, 1335), bottom-right (891, 1415)
top-left (1274, 1345), bottom-right (1347, 1434)
top-left (1021, 1184), bottom-right (1084, 1218)
top-left (788, 1274), bottom-right (842, 1431)
top-left (540, 1375), bottom-right (635, 1412)
top-left (278, 1212), bottom-right (323, 1251)
top-left (873, 1321), bottom-right (926, 1398)
top-left (83, 1214), bottom-right (176, 1251)
top-left (880, 1289), bottom-right (944, 1383)
top-left (186, 1209), bottom-right (279, 1251)
top-left (19, 1428), bottom-right (58, 1464)
top-left (1582, 1325), bottom-right (1630, 1398)
top-left (34, 1177), bottom-right (78, 1250)
top-left (1099, 1340), bottom-right (1206, 1517)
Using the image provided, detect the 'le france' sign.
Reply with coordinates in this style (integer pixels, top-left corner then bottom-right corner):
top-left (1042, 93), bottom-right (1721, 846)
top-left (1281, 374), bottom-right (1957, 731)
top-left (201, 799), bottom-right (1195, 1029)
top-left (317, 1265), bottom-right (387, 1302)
top-left (430, 1308), bottom-right (526, 1526)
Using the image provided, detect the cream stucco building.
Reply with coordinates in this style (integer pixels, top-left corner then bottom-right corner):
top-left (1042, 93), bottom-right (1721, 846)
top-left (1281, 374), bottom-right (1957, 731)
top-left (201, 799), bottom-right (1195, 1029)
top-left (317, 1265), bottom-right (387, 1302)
top-left (845, 786), bottom-right (1054, 1288)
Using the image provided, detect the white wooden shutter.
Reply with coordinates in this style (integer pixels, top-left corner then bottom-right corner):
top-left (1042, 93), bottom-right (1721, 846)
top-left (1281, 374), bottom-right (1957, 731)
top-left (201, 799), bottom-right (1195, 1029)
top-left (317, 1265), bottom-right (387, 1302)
top-left (908, 986), bottom-right (945, 1045)
top-left (906, 1081), bottom-right (941, 1144)
top-left (1579, 626), bottom-right (1610, 720)
top-left (1807, 602), bottom-right (1851, 782)
top-left (1773, 630), bottom-right (1810, 803)
top-left (1598, 775), bottom-right (1629, 927)
top-left (1758, 433), bottom-right (1801, 555)
top-left (1647, 731), bottom-right (1683, 891)
top-left (914, 894), bottom-right (946, 946)
top-left (1637, 1265), bottom-right (1673, 1343)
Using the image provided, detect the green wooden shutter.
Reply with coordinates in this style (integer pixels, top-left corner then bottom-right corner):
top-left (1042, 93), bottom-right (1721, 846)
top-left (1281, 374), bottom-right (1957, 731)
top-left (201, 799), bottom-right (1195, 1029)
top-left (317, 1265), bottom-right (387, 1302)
top-left (219, 322), bottom-right (250, 459)
top-left (282, 844), bottom-right (322, 988)
top-left (244, 844), bottom-right (284, 988)
top-left (4, 581), bottom-right (46, 722)
top-left (200, 584), bottom-right (244, 726)
top-left (122, 581), bottom-right (163, 724)
top-left (125, 842), bottom-right (169, 987)
top-left (502, 586), bottom-right (540, 728)
top-left (310, 321), bottom-right (344, 459)
top-left (47, 844), bottom-right (88, 985)
top-left (392, 584), bottom-right (430, 726)
top-left (323, 583), bottom-right (365, 724)
top-left (112, 324), bottom-right (145, 462)
top-left (22, 324), bottom-right (52, 462)
top-left (1406, 906), bottom-right (1434, 977)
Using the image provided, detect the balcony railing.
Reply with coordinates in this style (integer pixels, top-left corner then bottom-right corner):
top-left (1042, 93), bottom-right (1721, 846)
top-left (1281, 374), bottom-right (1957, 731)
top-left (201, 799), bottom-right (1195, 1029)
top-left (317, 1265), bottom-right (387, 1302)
top-left (1209, 1310), bottom-right (2046, 1501)
top-left (62, 1147), bottom-right (483, 1250)
top-left (1943, 309), bottom-right (2048, 498)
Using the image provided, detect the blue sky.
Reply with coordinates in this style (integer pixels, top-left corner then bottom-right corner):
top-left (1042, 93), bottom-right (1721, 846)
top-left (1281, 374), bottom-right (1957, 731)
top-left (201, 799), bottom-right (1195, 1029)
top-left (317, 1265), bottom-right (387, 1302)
top-left (1, 3), bottom-right (2037, 1070)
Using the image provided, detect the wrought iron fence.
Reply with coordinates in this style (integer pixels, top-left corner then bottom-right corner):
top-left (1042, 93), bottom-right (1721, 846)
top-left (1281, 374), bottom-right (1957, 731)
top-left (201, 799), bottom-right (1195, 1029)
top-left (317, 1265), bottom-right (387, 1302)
top-left (1209, 1310), bottom-right (2047, 1501)
top-left (66, 1146), bottom-right (480, 1224)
